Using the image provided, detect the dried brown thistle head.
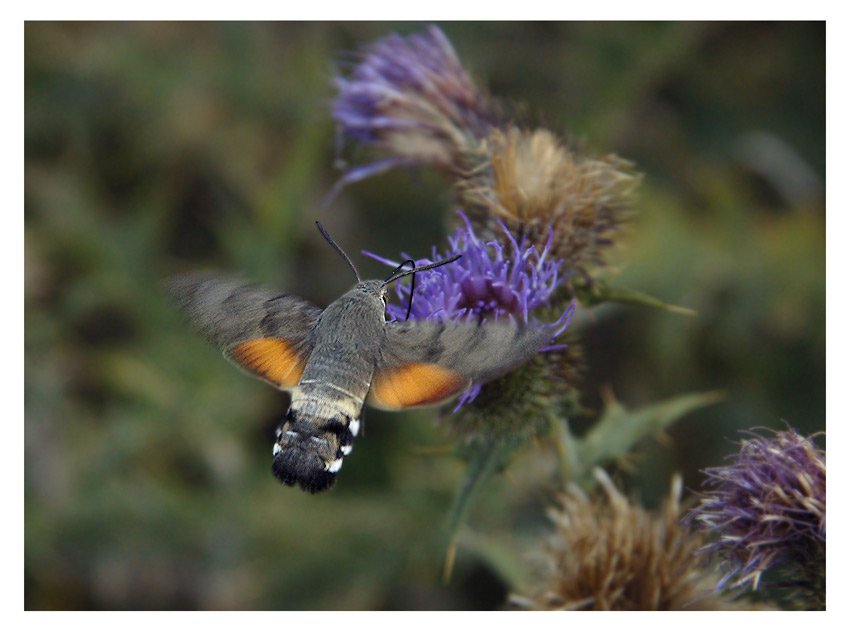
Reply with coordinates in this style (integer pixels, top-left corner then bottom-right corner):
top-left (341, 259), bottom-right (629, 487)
top-left (513, 469), bottom-right (768, 611)
top-left (461, 127), bottom-right (639, 284)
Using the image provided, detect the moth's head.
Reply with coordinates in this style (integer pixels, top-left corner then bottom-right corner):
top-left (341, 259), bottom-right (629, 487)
top-left (374, 255), bottom-right (463, 321)
top-left (312, 219), bottom-right (460, 321)
top-left (355, 280), bottom-right (389, 305)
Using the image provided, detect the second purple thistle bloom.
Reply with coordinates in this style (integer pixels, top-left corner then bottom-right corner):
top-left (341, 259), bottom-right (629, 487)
top-left (332, 26), bottom-right (498, 181)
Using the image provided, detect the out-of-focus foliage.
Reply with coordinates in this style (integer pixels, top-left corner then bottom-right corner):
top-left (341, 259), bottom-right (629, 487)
top-left (25, 22), bottom-right (824, 610)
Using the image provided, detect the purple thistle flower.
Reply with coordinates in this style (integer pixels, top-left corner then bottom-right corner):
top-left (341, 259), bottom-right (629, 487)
top-left (365, 212), bottom-right (574, 408)
top-left (689, 427), bottom-right (825, 594)
top-left (366, 212), bottom-right (571, 326)
top-left (331, 26), bottom-right (499, 192)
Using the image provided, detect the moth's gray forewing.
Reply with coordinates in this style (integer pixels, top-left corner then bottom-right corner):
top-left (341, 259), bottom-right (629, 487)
top-left (167, 273), bottom-right (323, 389)
top-left (366, 318), bottom-right (555, 409)
top-left (380, 319), bottom-right (555, 382)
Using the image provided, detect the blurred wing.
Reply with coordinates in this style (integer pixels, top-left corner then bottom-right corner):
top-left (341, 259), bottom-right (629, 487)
top-left (367, 318), bottom-right (554, 410)
top-left (167, 273), bottom-right (322, 390)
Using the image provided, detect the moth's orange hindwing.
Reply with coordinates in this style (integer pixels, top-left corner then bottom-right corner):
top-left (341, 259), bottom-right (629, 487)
top-left (227, 338), bottom-right (306, 389)
top-left (367, 362), bottom-right (470, 410)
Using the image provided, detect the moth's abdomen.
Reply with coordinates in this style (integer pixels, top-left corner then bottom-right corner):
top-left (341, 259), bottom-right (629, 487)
top-left (271, 388), bottom-right (363, 493)
top-left (272, 436), bottom-right (337, 493)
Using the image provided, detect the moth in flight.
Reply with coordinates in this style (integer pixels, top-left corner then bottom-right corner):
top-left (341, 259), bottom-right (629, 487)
top-left (169, 223), bottom-right (561, 493)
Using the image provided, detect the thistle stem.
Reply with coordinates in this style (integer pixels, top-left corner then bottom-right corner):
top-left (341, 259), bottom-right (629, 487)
top-left (550, 412), bottom-right (579, 482)
top-left (442, 438), bottom-right (506, 581)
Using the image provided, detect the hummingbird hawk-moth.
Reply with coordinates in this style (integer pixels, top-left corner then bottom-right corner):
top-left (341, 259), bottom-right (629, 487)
top-left (169, 223), bottom-right (560, 493)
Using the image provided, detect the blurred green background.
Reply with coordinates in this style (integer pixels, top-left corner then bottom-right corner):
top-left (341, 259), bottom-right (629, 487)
top-left (25, 22), bottom-right (824, 610)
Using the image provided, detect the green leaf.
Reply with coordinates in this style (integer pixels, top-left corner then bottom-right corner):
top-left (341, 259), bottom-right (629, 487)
top-left (577, 389), bottom-right (724, 476)
top-left (574, 279), bottom-right (697, 316)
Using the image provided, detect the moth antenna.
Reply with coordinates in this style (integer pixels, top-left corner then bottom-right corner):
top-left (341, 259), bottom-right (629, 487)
top-left (315, 221), bottom-right (361, 282)
top-left (382, 259), bottom-right (418, 320)
top-left (382, 254), bottom-right (462, 287)
top-left (384, 259), bottom-right (417, 283)
top-left (406, 268), bottom-right (416, 321)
